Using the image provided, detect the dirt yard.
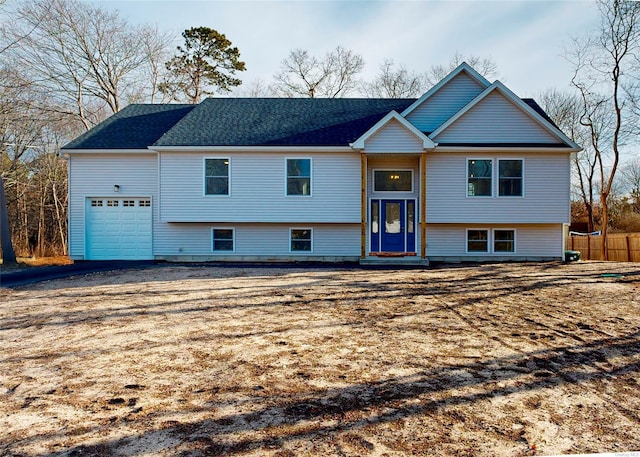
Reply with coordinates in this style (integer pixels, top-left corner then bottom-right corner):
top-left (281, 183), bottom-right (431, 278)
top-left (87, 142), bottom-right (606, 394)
top-left (1, 261), bottom-right (639, 457)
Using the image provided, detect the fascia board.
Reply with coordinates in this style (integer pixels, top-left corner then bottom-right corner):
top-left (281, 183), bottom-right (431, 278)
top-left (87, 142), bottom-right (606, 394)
top-left (59, 148), bottom-right (156, 156)
top-left (350, 110), bottom-right (435, 150)
top-left (149, 145), bottom-right (354, 153)
top-left (434, 146), bottom-right (581, 153)
top-left (400, 62), bottom-right (491, 117)
top-left (430, 81), bottom-right (582, 150)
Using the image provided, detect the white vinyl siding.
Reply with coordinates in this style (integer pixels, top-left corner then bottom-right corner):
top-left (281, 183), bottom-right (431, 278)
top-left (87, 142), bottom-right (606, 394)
top-left (367, 156), bottom-right (419, 199)
top-left (426, 224), bottom-right (563, 258)
top-left (160, 152), bottom-right (360, 223)
top-left (405, 71), bottom-right (486, 133)
top-left (154, 223), bottom-right (360, 258)
top-left (433, 91), bottom-right (562, 144)
top-left (363, 119), bottom-right (424, 153)
top-left (68, 153), bottom-right (158, 260)
top-left (426, 152), bottom-right (571, 224)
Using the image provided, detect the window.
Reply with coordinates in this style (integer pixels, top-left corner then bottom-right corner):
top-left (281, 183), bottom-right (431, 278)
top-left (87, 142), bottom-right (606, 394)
top-left (139, 200), bottom-right (151, 207)
top-left (499, 160), bottom-right (523, 197)
top-left (467, 159), bottom-right (492, 196)
top-left (91, 200), bottom-right (103, 207)
top-left (371, 200), bottom-right (379, 234)
top-left (494, 230), bottom-right (515, 253)
top-left (467, 229), bottom-right (489, 253)
top-left (123, 200), bottom-right (135, 207)
top-left (107, 200), bottom-right (119, 207)
top-left (290, 229), bottom-right (312, 252)
top-left (205, 158), bottom-right (230, 195)
top-left (287, 158), bottom-right (311, 196)
top-left (407, 201), bottom-right (415, 234)
top-left (212, 228), bottom-right (234, 252)
top-left (374, 170), bottom-right (412, 192)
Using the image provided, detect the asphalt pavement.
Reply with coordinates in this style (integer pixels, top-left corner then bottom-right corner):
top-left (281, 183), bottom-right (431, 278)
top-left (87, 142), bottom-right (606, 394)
top-left (0, 260), bottom-right (158, 288)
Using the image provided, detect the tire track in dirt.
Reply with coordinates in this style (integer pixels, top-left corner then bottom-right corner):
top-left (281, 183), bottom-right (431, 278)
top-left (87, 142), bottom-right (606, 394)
top-left (443, 289), bottom-right (640, 428)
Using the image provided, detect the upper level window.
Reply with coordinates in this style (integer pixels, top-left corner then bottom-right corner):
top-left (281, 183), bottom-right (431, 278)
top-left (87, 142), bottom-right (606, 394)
top-left (467, 159), bottom-right (492, 197)
top-left (374, 170), bottom-right (412, 192)
top-left (205, 158), bottom-right (229, 195)
top-left (287, 158), bottom-right (311, 196)
top-left (499, 159), bottom-right (523, 197)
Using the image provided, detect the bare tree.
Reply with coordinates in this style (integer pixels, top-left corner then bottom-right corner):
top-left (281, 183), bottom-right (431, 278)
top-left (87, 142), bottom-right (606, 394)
top-left (273, 46), bottom-right (365, 98)
top-left (538, 88), bottom-right (600, 231)
top-left (0, 73), bottom-right (71, 261)
top-left (362, 59), bottom-right (426, 98)
top-left (425, 52), bottom-right (499, 87)
top-left (129, 25), bottom-right (175, 104)
top-left (231, 78), bottom-right (276, 97)
top-left (1, 0), bottom-right (172, 263)
top-left (0, 66), bottom-right (41, 263)
top-left (6, 0), bottom-right (172, 129)
top-left (567, 0), bottom-right (640, 258)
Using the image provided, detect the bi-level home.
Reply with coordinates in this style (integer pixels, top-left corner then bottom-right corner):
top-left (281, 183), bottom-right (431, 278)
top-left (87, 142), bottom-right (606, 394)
top-left (61, 63), bottom-right (580, 264)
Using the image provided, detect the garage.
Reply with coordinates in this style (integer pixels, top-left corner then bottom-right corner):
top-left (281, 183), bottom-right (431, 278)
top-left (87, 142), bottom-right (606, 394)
top-left (85, 197), bottom-right (153, 260)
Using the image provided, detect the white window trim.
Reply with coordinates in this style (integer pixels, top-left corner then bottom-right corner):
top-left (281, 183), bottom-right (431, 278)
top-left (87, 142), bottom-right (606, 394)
top-left (211, 227), bottom-right (235, 253)
top-left (372, 168), bottom-right (415, 194)
top-left (497, 158), bottom-right (525, 198)
top-left (466, 158), bottom-right (493, 198)
top-left (203, 157), bottom-right (231, 197)
top-left (493, 228), bottom-right (517, 254)
top-left (289, 227), bottom-right (313, 253)
top-left (465, 228), bottom-right (490, 254)
top-left (285, 157), bottom-right (313, 197)
top-left (465, 228), bottom-right (518, 254)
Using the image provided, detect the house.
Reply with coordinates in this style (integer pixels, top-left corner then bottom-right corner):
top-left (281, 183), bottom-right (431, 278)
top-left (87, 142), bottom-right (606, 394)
top-left (60, 63), bottom-right (580, 264)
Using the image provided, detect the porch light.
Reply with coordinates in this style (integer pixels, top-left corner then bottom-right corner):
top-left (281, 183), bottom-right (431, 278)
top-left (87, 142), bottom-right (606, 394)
top-left (114, 185), bottom-right (120, 192)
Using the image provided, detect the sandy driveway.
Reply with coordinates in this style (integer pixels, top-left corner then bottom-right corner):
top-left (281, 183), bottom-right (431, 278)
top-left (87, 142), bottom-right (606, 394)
top-left (1, 261), bottom-right (639, 456)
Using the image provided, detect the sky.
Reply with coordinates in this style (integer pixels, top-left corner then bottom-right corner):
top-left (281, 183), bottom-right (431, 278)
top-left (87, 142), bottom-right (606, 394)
top-left (88, 0), bottom-right (601, 98)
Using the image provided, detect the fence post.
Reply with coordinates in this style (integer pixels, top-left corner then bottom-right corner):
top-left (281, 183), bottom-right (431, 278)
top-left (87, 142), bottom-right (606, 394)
top-left (587, 235), bottom-right (591, 260)
top-left (627, 235), bottom-right (631, 262)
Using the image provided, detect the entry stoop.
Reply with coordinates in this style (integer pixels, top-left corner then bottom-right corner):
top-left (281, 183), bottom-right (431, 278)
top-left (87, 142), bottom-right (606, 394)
top-left (360, 256), bottom-right (429, 267)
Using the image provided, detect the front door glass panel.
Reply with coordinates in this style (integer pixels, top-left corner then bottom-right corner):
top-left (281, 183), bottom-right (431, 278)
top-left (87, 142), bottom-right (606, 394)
top-left (385, 202), bottom-right (401, 234)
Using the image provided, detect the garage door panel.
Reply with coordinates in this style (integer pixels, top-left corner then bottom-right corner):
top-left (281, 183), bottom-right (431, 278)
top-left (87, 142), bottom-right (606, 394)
top-left (86, 197), bottom-right (152, 260)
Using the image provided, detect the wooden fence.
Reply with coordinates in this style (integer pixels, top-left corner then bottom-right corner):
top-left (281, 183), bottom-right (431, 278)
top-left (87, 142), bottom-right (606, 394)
top-left (567, 233), bottom-right (640, 262)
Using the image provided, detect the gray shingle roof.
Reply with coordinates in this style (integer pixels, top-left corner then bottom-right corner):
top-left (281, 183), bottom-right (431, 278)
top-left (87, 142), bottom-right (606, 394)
top-left (62, 104), bottom-right (194, 150)
top-left (61, 97), bottom-right (561, 150)
top-left (153, 98), bottom-right (415, 147)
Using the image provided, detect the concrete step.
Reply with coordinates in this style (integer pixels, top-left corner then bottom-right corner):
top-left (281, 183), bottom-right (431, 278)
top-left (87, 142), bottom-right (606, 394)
top-left (360, 257), bottom-right (429, 267)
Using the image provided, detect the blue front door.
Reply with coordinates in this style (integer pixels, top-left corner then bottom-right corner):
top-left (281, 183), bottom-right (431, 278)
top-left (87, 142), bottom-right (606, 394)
top-left (381, 200), bottom-right (405, 252)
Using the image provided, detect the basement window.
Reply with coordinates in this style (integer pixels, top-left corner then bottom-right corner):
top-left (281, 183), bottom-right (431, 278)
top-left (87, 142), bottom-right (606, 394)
top-left (212, 228), bottom-right (234, 252)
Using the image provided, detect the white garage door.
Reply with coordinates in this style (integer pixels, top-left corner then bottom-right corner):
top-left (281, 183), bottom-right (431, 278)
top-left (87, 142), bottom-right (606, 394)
top-left (86, 198), bottom-right (152, 260)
